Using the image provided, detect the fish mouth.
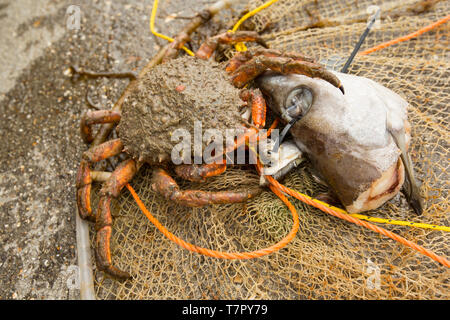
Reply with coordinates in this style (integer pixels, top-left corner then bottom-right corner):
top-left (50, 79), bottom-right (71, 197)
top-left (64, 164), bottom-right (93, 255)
top-left (368, 159), bottom-right (402, 201)
top-left (346, 158), bottom-right (405, 214)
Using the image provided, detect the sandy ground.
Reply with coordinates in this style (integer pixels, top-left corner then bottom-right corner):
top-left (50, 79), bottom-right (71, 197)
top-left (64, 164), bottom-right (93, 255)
top-left (0, 0), bottom-right (232, 300)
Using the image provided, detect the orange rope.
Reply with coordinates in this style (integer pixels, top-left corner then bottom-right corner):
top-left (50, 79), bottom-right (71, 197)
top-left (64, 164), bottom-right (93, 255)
top-left (125, 13), bottom-right (450, 266)
top-left (126, 118), bottom-right (449, 266)
top-left (266, 176), bottom-right (450, 268)
top-left (126, 183), bottom-right (299, 259)
top-left (126, 117), bottom-right (300, 260)
top-left (360, 14), bottom-right (450, 55)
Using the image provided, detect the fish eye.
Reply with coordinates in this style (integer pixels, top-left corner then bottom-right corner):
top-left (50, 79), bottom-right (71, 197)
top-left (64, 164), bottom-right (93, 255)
top-left (284, 86), bottom-right (313, 120)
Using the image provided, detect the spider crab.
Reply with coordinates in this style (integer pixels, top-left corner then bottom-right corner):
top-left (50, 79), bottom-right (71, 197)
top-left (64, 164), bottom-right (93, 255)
top-left (75, 31), bottom-right (344, 279)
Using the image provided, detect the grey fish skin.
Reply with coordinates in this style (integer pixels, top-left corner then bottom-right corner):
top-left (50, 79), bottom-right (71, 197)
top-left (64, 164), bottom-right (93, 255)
top-left (256, 71), bottom-right (422, 214)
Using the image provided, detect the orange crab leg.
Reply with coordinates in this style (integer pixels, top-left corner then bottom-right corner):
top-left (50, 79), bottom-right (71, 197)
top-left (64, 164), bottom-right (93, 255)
top-left (151, 168), bottom-right (261, 207)
top-left (82, 138), bottom-right (123, 163)
top-left (76, 160), bottom-right (94, 221)
top-left (225, 51), bottom-right (252, 73)
top-left (226, 48), bottom-right (316, 73)
top-left (250, 89), bottom-right (267, 128)
top-left (196, 30), bottom-right (267, 60)
top-left (207, 117), bottom-right (279, 165)
top-left (240, 88), bottom-right (267, 128)
top-left (80, 110), bottom-right (121, 144)
top-left (100, 159), bottom-right (138, 198)
top-left (175, 162), bottom-right (227, 182)
top-left (95, 159), bottom-right (138, 279)
top-left (76, 139), bottom-right (124, 221)
top-left (231, 55), bottom-right (344, 94)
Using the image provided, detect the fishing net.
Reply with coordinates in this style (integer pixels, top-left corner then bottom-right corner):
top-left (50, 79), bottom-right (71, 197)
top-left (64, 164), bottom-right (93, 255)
top-left (91, 0), bottom-right (449, 299)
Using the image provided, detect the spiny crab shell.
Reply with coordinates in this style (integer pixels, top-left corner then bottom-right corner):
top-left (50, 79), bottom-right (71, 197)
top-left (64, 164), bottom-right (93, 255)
top-left (117, 56), bottom-right (244, 164)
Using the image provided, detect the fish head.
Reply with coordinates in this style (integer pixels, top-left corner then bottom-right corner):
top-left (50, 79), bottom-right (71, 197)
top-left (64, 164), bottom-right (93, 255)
top-left (256, 71), bottom-right (421, 214)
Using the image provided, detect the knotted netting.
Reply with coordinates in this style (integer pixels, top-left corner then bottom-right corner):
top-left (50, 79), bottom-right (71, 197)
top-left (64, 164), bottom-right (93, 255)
top-left (91, 0), bottom-right (449, 299)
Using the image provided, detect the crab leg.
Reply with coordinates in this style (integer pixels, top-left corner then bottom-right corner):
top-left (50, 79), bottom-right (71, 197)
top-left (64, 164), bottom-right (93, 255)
top-left (77, 141), bottom-right (137, 279)
top-left (226, 48), bottom-right (316, 73)
top-left (83, 138), bottom-right (124, 163)
top-left (95, 159), bottom-right (138, 279)
top-left (240, 88), bottom-right (267, 128)
top-left (225, 51), bottom-right (252, 74)
top-left (80, 110), bottom-right (121, 144)
top-left (175, 162), bottom-right (226, 182)
top-left (231, 54), bottom-right (344, 94)
top-left (162, 0), bottom-right (240, 61)
top-left (76, 161), bottom-right (95, 221)
top-left (90, 171), bottom-right (112, 182)
top-left (195, 31), bottom-right (268, 60)
top-left (151, 168), bottom-right (261, 207)
top-left (76, 139), bottom-right (124, 221)
top-left (70, 65), bottom-right (137, 81)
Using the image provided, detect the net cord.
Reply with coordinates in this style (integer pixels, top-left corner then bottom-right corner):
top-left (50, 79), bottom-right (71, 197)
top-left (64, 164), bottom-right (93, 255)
top-left (139, 0), bottom-right (450, 267)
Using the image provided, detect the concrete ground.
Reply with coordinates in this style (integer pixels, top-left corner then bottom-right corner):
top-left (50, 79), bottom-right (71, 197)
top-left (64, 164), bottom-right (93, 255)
top-left (0, 0), bottom-right (234, 299)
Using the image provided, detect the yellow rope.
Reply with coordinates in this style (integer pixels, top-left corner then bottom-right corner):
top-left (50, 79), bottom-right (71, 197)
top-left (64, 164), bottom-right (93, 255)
top-left (231, 0), bottom-right (279, 32)
top-left (150, 0), bottom-right (279, 54)
top-left (289, 188), bottom-right (450, 232)
top-left (247, 142), bottom-right (449, 232)
top-left (150, 0), bottom-right (195, 56)
top-left (230, 0), bottom-right (279, 52)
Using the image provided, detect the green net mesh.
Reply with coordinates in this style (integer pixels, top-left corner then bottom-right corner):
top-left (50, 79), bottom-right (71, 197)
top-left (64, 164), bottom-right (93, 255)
top-left (90, 0), bottom-right (449, 299)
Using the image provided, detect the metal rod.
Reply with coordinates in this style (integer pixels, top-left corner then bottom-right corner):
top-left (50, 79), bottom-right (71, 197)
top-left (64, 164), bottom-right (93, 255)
top-left (340, 7), bottom-right (380, 74)
top-left (76, 211), bottom-right (96, 300)
top-left (272, 118), bottom-right (298, 153)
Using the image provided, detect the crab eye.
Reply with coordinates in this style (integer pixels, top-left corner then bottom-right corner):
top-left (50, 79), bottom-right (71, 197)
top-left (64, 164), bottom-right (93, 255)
top-left (284, 87), bottom-right (313, 119)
